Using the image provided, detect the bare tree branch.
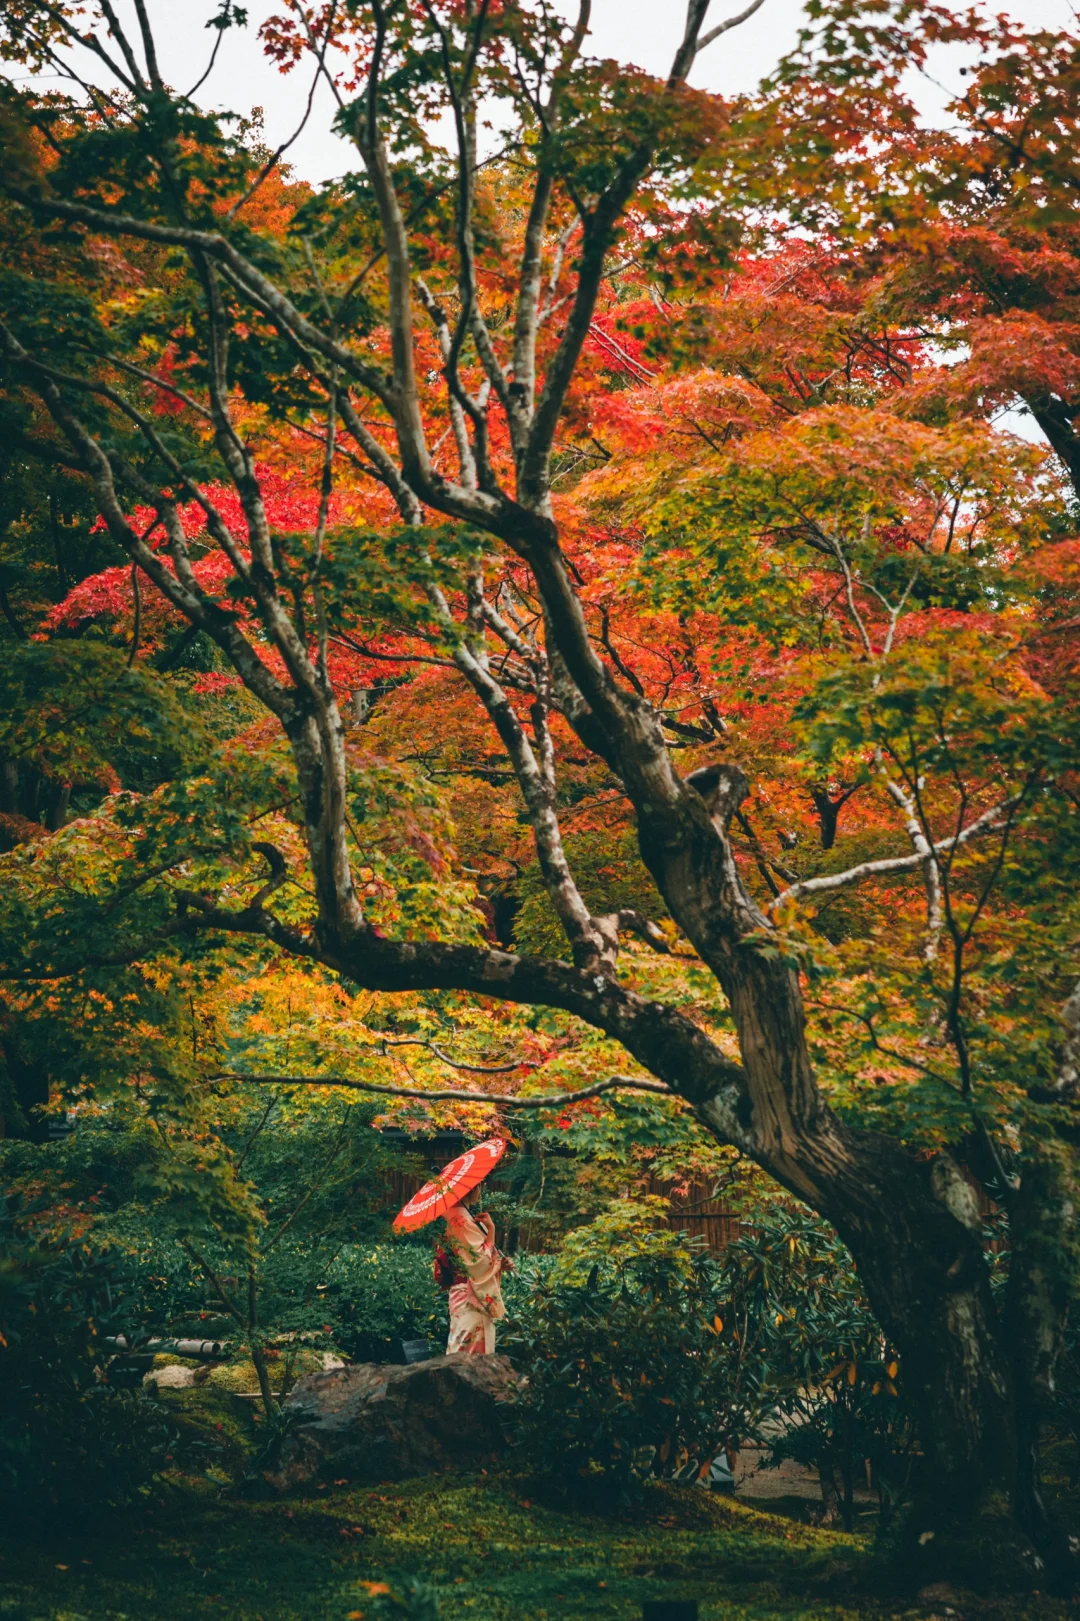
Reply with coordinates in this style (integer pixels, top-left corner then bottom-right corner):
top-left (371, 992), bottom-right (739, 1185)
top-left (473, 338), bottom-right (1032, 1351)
top-left (215, 1070), bottom-right (675, 1107)
top-left (881, 773), bottom-right (944, 962)
top-left (226, 6), bottom-right (338, 222)
top-left (373, 1037), bottom-right (527, 1073)
top-left (698, 0), bottom-right (767, 50)
top-left (769, 796), bottom-right (1024, 913)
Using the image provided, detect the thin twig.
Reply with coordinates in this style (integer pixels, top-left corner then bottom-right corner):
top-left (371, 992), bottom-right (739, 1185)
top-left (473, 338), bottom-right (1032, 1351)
top-left (377, 1036), bottom-right (528, 1073)
top-left (225, 7), bottom-right (339, 222)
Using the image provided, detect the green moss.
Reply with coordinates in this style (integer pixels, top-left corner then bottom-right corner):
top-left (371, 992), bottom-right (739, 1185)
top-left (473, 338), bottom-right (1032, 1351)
top-left (205, 1359), bottom-right (267, 1393)
top-left (0, 1470), bottom-right (1072, 1621)
top-left (195, 1350), bottom-right (328, 1394)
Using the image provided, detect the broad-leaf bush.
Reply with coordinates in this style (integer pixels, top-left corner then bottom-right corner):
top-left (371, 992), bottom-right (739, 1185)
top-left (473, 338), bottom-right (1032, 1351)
top-left (505, 1230), bottom-right (774, 1504)
top-left (508, 1202), bottom-right (914, 1518)
top-left (726, 1211), bottom-right (910, 1530)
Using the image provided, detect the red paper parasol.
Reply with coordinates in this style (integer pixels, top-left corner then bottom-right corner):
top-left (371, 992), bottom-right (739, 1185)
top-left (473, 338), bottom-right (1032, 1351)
top-left (393, 1137), bottom-right (506, 1232)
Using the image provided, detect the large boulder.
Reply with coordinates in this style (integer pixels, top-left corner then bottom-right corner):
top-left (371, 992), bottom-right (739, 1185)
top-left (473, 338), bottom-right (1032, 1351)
top-left (266, 1353), bottom-right (519, 1492)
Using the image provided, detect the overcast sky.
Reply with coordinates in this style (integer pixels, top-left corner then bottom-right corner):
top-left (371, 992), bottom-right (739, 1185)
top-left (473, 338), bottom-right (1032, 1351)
top-left (21, 0), bottom-right (1078, 186)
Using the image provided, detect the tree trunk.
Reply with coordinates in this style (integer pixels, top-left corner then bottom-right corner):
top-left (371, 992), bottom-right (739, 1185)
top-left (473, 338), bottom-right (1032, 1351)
top-left (818, 1459), bottom-right (841, 1526)
top-left (633, 772), bottom-right (1025, 1564)
top-left (828, 1149), bottom-right (1011, 1523)
top-left (1026, 397), bottom-right (1080, 502)
top-left (750, 1116), bottom-right (1013, 1532)
top-left (0, 1035), bottom-right (51, 1142)
top-left (247, 1266), bottom-right (280, 1419)
top-left (1003, 1141), bottom-right (1080, 1586)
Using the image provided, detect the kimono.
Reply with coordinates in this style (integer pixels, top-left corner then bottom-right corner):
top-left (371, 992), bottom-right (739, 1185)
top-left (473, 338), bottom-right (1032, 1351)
top-left (437, 1204), bottom-right (508, 1355)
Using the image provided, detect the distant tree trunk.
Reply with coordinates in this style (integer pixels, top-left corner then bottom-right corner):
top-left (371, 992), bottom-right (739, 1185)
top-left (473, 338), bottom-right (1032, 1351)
top-left (1027, 396), bottom-right (1080, 500)
top-left (247, 1266), bottom-right (280, 1419)
top-left (0, 757), bottom-right (68, 829)
top-left (1002, 1144), bottom-right (1077, 1576)
top-left (0, 1035), bottom-right (51, 1142)
top-left (48, 490), bottom-right (69, 594)
top-left (0, 577), bottom-right (28, 641)
top-left (818, 1460), bottom-right (842, 1526)
top-left (42, 779), bottom-right (69, 831)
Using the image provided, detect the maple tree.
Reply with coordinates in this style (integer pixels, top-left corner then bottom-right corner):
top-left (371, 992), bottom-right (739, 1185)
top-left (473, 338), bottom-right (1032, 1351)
top-left (1, 0), bottom-right (1080, 1584)
top-left (760, 2), bottom-right (1080, 483)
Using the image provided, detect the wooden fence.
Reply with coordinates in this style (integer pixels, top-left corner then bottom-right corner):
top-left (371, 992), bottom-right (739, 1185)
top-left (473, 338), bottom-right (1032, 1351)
top-left (645, 1175), bottom-right (743, 1252)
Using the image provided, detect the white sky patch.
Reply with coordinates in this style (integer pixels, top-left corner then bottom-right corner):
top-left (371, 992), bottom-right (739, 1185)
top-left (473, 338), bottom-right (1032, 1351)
top-left (993, 402), bottom-right (1051, 446)
top-left (17, 0), bottom-right (1078, 183)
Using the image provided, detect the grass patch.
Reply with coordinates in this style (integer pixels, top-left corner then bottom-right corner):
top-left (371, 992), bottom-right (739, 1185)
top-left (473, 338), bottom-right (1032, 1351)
top-left (0, 1468), bottom-right (1074, 1621)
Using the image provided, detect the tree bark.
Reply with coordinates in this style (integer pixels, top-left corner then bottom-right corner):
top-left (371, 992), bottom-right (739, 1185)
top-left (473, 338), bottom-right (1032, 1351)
top-left (1003, 1141), bottom-right (1080, 1583)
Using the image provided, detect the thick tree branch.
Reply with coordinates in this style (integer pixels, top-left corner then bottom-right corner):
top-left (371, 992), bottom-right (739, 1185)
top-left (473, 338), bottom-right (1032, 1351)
top-left (1030, 978), bottom-right (1080, 1104)
top-left (0, 320), bottom-right (290, 718)
top-left (178, 892), bottom-right (747, 1115)
top-left (882, 773), bottom-right (944, 962)
top-left (697, 0), bottom-right (767, 49)
top-left (5, 189), bottom-right (397, 406)
top-left (509, 5), bottom-right (592, 433)
top-left (426, 581), bottom-right (607, 970)
top-left (373, 1037), bottom-right (526, 1073)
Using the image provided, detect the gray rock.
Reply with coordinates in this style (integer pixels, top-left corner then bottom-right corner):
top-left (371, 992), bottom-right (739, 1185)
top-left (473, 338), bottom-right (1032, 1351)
top-left (143, 1363), bottom-right (196, 1390)
top-left (266, 1353), bottom-right (519, 1492)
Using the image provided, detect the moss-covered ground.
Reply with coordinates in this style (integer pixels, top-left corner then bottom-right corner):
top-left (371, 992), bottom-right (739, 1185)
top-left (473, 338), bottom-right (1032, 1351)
top-left (0, 1374), bottom-right (1074, 1621)
top-left (4, 1472), bottom-right (1076, 1621)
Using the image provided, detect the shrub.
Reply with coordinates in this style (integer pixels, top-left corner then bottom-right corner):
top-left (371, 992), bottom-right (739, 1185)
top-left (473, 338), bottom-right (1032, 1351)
top-left (505, 1198), bottom-right (915, 1518)
top-left (1051, 1303), bottom-right (1080, 1486)
top-left (324, 1240), bottom-right (553, 1362)
top-left (346, 1573), bottom-right (442, 1619)
top-left (323, 1242), bottom-right (449, 1361)
top-left (504, 1234), bottom-right (772, 1504)
top-left (551, 1194), bottom-right (699, 1284)
top-left (725, 1212), bottom-right (911, 1530)
top-left (0, 1215), bottom-right (173, 1518)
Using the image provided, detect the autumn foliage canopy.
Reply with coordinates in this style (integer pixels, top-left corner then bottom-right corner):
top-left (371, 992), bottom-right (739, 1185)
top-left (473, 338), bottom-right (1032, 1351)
top-left (2, 0), bottom-right (1080, 1577)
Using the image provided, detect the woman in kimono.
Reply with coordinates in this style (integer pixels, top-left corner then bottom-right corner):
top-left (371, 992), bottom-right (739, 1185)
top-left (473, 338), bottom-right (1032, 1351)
top-left (434, 1186), bottom-right (512, 1355)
